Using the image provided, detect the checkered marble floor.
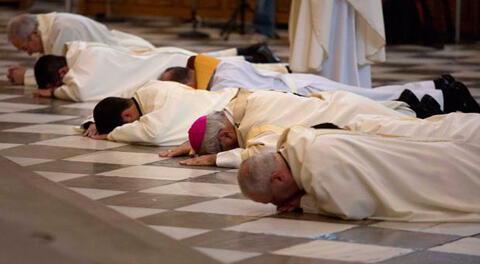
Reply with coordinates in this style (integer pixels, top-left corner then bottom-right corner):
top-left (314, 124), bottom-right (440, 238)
top-left (1, 7), bottom-right (480, 264)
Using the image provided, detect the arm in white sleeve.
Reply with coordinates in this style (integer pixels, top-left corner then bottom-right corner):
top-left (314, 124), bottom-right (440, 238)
top-left (215, 131), bottom-right (281, 168)
top-left (216, 148), bottom-right (244, 168)
top-left (24, 68), bottom-right (37, 86)
top-left (52, 84), bottom-right (79, 101)
top-left (108, 118), bottom-right (158, 145)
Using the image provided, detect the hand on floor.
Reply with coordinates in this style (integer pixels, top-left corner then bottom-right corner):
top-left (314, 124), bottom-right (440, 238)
top-left (33, 88), bottom-right (53, 98)
top-left (90, 134), bottom-right (108, 140)
top-left (83, 123), bottom-right (98, 137)
top-left (159, 141), bottom-right (192, 157)
top-left (179, 154), bottom-right (216, 166)
top-left (7, 65), bottom-right (26, 85)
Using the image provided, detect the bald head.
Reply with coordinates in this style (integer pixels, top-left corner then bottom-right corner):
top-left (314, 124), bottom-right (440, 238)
top-left (238, 152), bottom-right (299, 207)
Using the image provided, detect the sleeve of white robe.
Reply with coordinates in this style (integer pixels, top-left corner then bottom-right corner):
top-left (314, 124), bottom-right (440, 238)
top-left (216, 130), bottom-right (281, 168)
top-left (107, 112), bottom-right (181, 146)
top-left (24, 69), bottom-right (37, 86)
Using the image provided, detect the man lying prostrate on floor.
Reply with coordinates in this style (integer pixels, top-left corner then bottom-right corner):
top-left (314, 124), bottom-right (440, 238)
top-left (31, 41), bottom-right (195, 102)
top-left (237, 121), bottom-right (480, 222)
top-left (160, 55), bottom-right (480, 117)
top-left (160, 89), bottom-right (414, 167)
top-left (86, 80), bottom-right (239, 145)
top-left (6, 12), bottom-right (280, 85)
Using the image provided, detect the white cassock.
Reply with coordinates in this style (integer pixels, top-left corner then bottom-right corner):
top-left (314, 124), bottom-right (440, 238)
top-left (54, 41), bottom-right (195, 102)
top-left (26, 12), bottom-right (241, 85)
top-left (345, 112), bottom-right (480, 143)
top-left (107, 80), bottom-right (238, 146)
top-left (215, 90), bottom-right (412, 168)
top-left (289, 0), bottom-right (386, 88)
top-left (25, 12), bottom-right (155, 85)
top-left (278, 122), bottom-right (480, 222)
top-left (210, 59), bottom-right (444, 109)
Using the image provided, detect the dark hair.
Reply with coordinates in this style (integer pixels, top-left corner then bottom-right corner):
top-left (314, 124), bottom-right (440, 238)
top-left (93, 97), bottom-right (133, 134)
top-left (34, 55), bottom-right (67, 89)
top-left (161, 66), bottom-right (193, 85)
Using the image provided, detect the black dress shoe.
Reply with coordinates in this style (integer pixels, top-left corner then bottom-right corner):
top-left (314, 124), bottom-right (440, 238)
top-left (446, 82), bottom-right (480, 113)
top-left (417, 95), bottom-right (444, 118)
top-left (397, 89), bottom-right (420, 109)
top-left (237, 43), bottom-right (264, 56)
top-left (252, 43), bottom-right (281, 63)
top-left (434, 74), bottom-right (456, 90)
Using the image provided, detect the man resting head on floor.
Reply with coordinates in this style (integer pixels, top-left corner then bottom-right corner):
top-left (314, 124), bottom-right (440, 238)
top-left (238, 123), bottom-right (480, 222)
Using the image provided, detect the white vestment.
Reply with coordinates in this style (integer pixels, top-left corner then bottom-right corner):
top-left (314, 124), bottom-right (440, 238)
top-left (24, 12), bottom-right (155, 85)
top-left (216, 90), bottom-right (411, 168)
top-left (345, 113), bottom-right (480, 143)
top-left (107, 80), bottom-right (238, 146)
top-left (289, 0), bottom-right (386, 87)
top-left (279, 124), bottom-right (480, 222)
top-left (210, 59), bottom-right (444, 108)
top-left (54, 41), bottom-right (194, 102)
top-left (26, 12), bottom-right (240, 85)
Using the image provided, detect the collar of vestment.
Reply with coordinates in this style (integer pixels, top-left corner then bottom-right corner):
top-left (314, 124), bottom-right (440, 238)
top-left (37, 12), bottom-right (56, 54)
top-left (132, 97), bottom-right (143, 117)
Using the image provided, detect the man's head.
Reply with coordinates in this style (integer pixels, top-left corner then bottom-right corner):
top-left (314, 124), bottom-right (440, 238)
top-left (93, 97), bottom-right (140, 134)
top-left (7, 14), bottom-right (43, 55)
top-left (188, 111), bottom-right (238, 155)
top-left (238, 152), bottom-right (300, 206)
top-left (34, 55), bottom-right (69, 89)
top-left (159, 67), bottom-right (196, 88)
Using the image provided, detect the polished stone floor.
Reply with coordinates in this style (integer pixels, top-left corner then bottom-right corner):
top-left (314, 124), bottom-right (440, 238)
top-left (1, 6), bottom-right (480, 264)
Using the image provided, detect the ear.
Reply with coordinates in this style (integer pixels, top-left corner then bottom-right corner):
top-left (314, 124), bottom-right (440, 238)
top-left (271, 171), bottom-right (284, 184)
top-left (120, 109), bottom-right (130, 121)
top-left (218, 129), bottom-right (230, 139)
top-left (57, 66), bottom-right (69, 78)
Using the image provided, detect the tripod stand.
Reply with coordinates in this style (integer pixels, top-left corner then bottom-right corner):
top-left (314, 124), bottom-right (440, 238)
top-left (220, 0), bottom-right (254, 40)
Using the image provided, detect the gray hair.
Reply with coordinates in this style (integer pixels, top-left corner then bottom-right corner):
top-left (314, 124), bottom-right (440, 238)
top-left (238, 153), bottom-right (277, 201)
top-left (198, 111), bottom-right (226, 154)
top-left (7, 14), bottom-right (38, 40)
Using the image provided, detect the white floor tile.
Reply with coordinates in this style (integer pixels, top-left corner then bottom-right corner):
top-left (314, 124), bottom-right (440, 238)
top-left (225, 218), bottom-right (355, 238)
top-left (149, 225), bottom-right (210, 240)
top-left (141, 182), bottom-right (240, 197)
top-left (5, 156), bottom-right (52, 166)
top-left (0, 143), bottom-right (21, 150)
top-left (176, 198), bottom-right (277, 217)
top-left (60, 102), bottom-right (98, 110)
top-left (0, 102), bottom-right (48, 113)
top-left (99, 165), bottom-right (217, 180)
top-left (0, 113), bottom-right (77, 123)
top-left (69, 187), bottom-right (125, 200)
top-left (385, 57), bottom-right (448, 65)
top-left (430, 237), bottom-right (480, 256)
top-left (64, 151), bottom-right (163, 165)
top-left (195, 247), bottom-right (260, 264)
top-left (35, 171), bottom-right (87, 182)
top-left (273, 240), bottom-right (412, 263)
top-left (107, 205), bottom-right (165, 218)
top-left (371, 222), bottom-right (480, 236)
top-left (430, 49), bottom-right (479, 57)
top-left (0, 94), bottom-right (20, 100)
top-left (4, 124), bottom-right (80, 135)
top-left (32, 135), bottom-right (127, 150)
